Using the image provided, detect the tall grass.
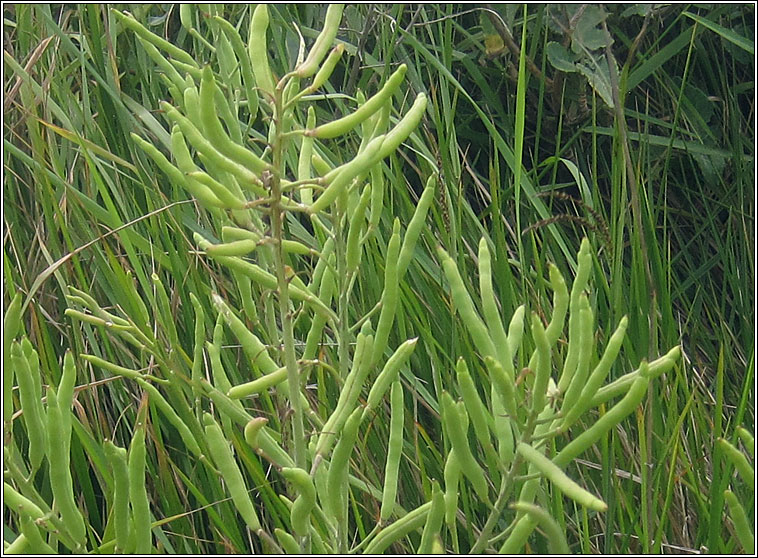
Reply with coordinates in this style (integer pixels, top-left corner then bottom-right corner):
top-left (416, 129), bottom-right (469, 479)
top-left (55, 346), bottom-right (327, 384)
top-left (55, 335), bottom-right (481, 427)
top-left (3, 4), bottom-right (753, 554)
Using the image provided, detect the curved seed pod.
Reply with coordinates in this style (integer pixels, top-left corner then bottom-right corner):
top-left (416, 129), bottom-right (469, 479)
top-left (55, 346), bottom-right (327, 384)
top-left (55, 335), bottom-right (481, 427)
top-left (509, 502), bottom-right (570, 554)
top-left (128, 424), bottom-right (152, 553)
top-left (298, 107), bottom-right (317, 205)
top-left (456, 358), bottom-right (495, 451)
top-left (417, 481), bottom-right (445, 554)
top-left (560, 296), bottom-right (594, 420)
top-left (718, 438), bottom-right (754, 490)
top-left (724, 489), bottom-right (754, 553)
top-left (305, 43), bottom-right (345, 94)
top-left (326, 406), bottom-right (364, 524)
top-left (363, 338), bottom-right (417, 417)
top-left (186, 171), bottom-right (247, 210)
top-left (544, 264), bottom-right (569, 346)
top-left (370, 220), bottom-right (401, 366)
top-left (203, 413), bottom-right (262, 531)
top-left (517, 442), bottom-right (607, 511)
top-left (46, 386), bottom-right (86, 546)
top-left (162, 103), bottom-right (266, 197)
top-left (112, 10), bottom-right (198, 68)
top-left (296, 4), bottom-right (344, 78)
top-left (249, 4), bottom-right (275, 98)
top-left (136, 379), bottom-right (202, 457)
top-left (274, 528), bottom-right (300, 554)
top-left (362, 501), bottom-right (432, 555)
top-left (397, 177), bottom-right (435, 280)
top-left (529, 312), bottom-right (552, 415)
top-left (307, 65), bottom-right (407, 139)
top-left (228, 367), bottom-right (287, 399)
top-left (379, 381), bottom-right (404, 521)
top-left (437, 246), bottom-right (497, 361)
top-left (200, 66), bottom-right (268, 174)
top-left (104, 441), bottom-right (132, 553)
top-left (18, 509), bottom-right (56, 554)
top-left (561, 315), bottom-right (628, 430)
top-left (554, 370), bottom-right (651, 468)
top-left (3, 292), bottom-right (22, 424)
top-left (243, 417), bottom-right (269, 449)
top-left (132, 133), bottom-right (225, 208)
top-left (345, 184), bottom-right (372, 274)
top-left (440, 391), bottom-right (489, 503)
top-left (3, 482), bottom-right (46, 521)
top-left (368, 162), bottom-right (385, 230)
top-left (374, 92), bottom-right (427, 161)
top-left (307, 134), bottom-right (386, 215)
top-left (443, 449), bottom-right (461, 527)
top-left (507, 304), bottom-right (526, 358)
top-left (281, 467), bottom-right (318, 537)
top-left (12, 342), bottom-right (46, 472)
top-left (211, 16), bottom-right (259, 120)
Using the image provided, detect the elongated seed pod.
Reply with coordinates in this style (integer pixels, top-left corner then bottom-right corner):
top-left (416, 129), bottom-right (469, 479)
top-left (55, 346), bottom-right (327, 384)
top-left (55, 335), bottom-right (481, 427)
top-left (274, 528), bottom-right (300, 554)
top-left (228, 367), bottom-right (287, 399)
top-left (529, 312), bottom-right (551, 415)
top-left (19, 509), bottom-right (56, 554)
top-left (397, 177), bottom-right (435, 280)
top-left (104, 441), bottom-right (132, 553)
top-left (186, 171), bottom-right (247, 209)
top-left (440, 392), bottom-right (489, 502)
top-left (201, 241), bottom-right (337, 322)
top-left (554, 371), bottom-right (650, 468)
top-left (12, 342), bottom-right (46, 472)
top-left (316, 328), bottom-right (373, 457)
top-left (243, 417), bottom-right (268, 449)
top-left (281, 467), bottom-right (318, 537)
top-left (58, 351), bottom-right (77, 444)
top-left (368, 162), bottom-right (385, 230)
top-left (128, 424), bottom-right (151, 553)
top-left (203, 413), bottom-right (262, 531)
top-left (345, 184), bottom-right (372, 274)
top-left (456, 358), bottom-right (495, 449)
top-left (517, 443), bottom-right (607, 511)
top-left (557, 238), bottom-right (593, 392)
top-left (46, 386), bottom-right (86, 546)
top-left (374, 92), bottom-right (427, 161)
top-left (362, 501), bottom-right (432, 555)
top-left (132, 133), bottom-right (226, 208)
top-left (417, 481), bottom-right (445, 553)
top-left (544, 264), bottom-right (569, 346)
top-left (560, 296), bottom-right (594, 419)
top-left (718, 438), bottom-right (754, 490)
top-left (507, 304), bottom-right (526, 358)
top-left (211, 16), bottom-right (259, 120)
top-left (491, 389), bottom-right (515, 466)
top-left (308, 65), bottom-right (407, 139)
top-left (249, 5), bottom-right (275, 98)
top-left (112, 10), bottom-right (198, 68)
top-left (509, 502), bottom-right (570, 554)
top-left (327, 406), bottom-right (364, 524)
top-left (303, 268), bottom-right (335, 360)
top-left (200, 66), bottom-right (268, 174)
top-left (736, 427), bottom-right (754, 459)
top-left (81, 354), bottom-right (143, 380)
top-left (363, 338), bottom-right (417, 417)
top-left (724, 489), bottom-right (754, 553)
top-left (162, 103), bottom-right (266, 197)
top-left (136, 379), bottom-right (202, 457)
top-left (3, 293), bottom-right (22, 424)
top-left (308, 134), bottom-right (386, 215)
top-left (561, 315), bottom-right (628, 430)
top-left (443, 449), bottom-right (461, 527)
top-left (306, 43), bottom-right (345, 94)
top-left (371, 220), bottom-right (401, 366)
top-left (3, 482), bottom-right (45, 521)
top-left (380, 381), bottom-right (404, 521)
top-left (296, 4), bottom-right (344, 78)
top-left (438, 246), bottom-right (497, 360)
top-left (299, 107), bottom-right (317, 205)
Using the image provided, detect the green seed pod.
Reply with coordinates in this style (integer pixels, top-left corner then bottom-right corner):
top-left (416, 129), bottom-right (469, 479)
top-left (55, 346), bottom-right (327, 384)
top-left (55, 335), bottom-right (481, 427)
top-left (296, 4), bottom-right (344, 78)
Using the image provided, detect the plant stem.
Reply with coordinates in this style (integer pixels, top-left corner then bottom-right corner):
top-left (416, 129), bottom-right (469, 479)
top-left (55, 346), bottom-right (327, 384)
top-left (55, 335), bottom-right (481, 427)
top-left (271, 83), bottom-right (307, 471)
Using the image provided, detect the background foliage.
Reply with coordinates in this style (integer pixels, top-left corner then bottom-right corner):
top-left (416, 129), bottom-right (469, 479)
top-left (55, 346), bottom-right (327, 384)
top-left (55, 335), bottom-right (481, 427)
top-left (3, 3), bottom-right (754, 554)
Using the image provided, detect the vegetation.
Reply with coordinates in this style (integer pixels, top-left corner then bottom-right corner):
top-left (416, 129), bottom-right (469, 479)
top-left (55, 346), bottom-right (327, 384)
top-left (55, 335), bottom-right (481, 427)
top-left (3, 4), bottom-right (753, 554)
